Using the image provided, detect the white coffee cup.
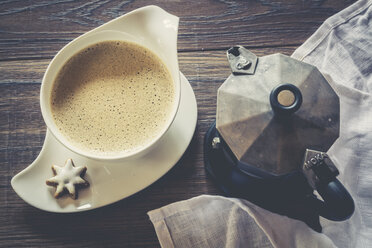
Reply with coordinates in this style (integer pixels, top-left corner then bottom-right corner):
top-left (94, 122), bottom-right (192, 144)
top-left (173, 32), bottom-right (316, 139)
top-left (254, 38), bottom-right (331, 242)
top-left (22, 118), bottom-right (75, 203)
top-left (40, 9), bottom-right (180, 161)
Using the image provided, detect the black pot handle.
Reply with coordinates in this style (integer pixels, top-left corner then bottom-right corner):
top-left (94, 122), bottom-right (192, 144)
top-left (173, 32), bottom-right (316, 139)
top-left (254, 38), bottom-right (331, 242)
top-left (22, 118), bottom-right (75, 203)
top-left (316, 178), bottom-right (354, 221)
top-left (303, 149), bottom-right (354, 221)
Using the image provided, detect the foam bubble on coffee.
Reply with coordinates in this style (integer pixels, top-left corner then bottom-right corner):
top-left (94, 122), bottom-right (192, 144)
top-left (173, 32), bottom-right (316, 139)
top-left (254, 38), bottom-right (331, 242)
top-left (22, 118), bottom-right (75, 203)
top-left (50, 40), bottom-right (175, 156)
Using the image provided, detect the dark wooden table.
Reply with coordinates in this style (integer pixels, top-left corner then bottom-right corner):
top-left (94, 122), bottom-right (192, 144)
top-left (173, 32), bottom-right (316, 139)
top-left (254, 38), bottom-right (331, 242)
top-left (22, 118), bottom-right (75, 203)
top-left (0, 1), bottom-right (356, 247)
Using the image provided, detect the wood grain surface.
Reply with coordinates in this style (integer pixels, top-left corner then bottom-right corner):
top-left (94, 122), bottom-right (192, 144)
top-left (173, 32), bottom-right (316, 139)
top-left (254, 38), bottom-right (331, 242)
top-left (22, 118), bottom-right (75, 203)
top-left (0, 0), bottom-right (356, 247)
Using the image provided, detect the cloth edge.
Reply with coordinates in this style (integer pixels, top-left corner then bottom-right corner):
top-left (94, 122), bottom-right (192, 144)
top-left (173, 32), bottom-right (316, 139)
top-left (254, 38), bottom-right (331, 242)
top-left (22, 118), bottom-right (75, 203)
top-left (148, 210), bottom-right (176, 248)
top-left (147, 195), bottom-right (219, 248)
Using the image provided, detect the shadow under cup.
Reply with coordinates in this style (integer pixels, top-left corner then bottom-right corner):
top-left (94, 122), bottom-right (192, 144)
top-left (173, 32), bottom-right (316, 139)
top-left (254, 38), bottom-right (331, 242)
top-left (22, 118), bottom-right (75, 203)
top-left (40, 30), bottom-right (181, 161)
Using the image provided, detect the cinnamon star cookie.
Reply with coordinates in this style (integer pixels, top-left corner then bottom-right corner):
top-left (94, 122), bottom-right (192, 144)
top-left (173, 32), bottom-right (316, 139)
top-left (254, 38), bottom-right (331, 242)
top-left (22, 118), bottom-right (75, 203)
top-left (46, 159), bottom-right (89, 199)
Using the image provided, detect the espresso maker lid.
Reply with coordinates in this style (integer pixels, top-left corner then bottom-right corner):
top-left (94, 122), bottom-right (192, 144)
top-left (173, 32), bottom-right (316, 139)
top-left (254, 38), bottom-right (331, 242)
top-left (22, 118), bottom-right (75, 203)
top-left (216, 46), bottom-right (340, 177)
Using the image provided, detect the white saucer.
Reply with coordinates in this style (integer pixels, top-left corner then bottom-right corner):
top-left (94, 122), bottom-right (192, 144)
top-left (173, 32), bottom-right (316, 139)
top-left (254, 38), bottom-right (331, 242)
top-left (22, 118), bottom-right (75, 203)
top-left (11, 72), bottom-right (197, 213)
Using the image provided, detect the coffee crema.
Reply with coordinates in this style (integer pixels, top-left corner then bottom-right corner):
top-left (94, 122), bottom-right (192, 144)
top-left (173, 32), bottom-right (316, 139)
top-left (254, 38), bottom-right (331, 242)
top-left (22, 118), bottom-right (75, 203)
top-left (50, 40), bottom-right (175, 156)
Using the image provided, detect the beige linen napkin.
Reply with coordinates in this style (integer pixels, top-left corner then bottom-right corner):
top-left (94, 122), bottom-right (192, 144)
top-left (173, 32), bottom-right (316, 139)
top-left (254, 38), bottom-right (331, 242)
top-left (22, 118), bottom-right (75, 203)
top-left (148, 0), bottom-right (372, 247)
top-left (148, 195), bottom-right (334, 248)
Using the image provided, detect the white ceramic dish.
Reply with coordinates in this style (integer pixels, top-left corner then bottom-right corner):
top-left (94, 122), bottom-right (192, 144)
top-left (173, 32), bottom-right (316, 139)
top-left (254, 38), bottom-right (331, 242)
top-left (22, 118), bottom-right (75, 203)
top-left (11, 6), bottom-right (198, 212)
top-left (40, 5), bottom-right (182, 161)
top-left (11, 72), bottom-right (197, 212)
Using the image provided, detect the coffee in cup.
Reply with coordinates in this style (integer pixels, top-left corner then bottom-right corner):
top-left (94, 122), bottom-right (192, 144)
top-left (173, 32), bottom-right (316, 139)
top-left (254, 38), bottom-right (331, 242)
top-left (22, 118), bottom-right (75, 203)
top-left (50, 40), bottom-right (175, 157)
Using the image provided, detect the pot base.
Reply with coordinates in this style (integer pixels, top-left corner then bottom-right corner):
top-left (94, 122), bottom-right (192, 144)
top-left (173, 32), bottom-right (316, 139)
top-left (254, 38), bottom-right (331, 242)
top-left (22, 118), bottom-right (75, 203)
top-left (204, 121), bottom-right (323, 232)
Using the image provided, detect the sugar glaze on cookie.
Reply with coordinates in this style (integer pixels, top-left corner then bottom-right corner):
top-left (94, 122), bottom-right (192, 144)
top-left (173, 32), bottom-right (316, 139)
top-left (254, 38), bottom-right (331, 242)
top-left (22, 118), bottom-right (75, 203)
top-left (46, 159), bottom-right (89, 199)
